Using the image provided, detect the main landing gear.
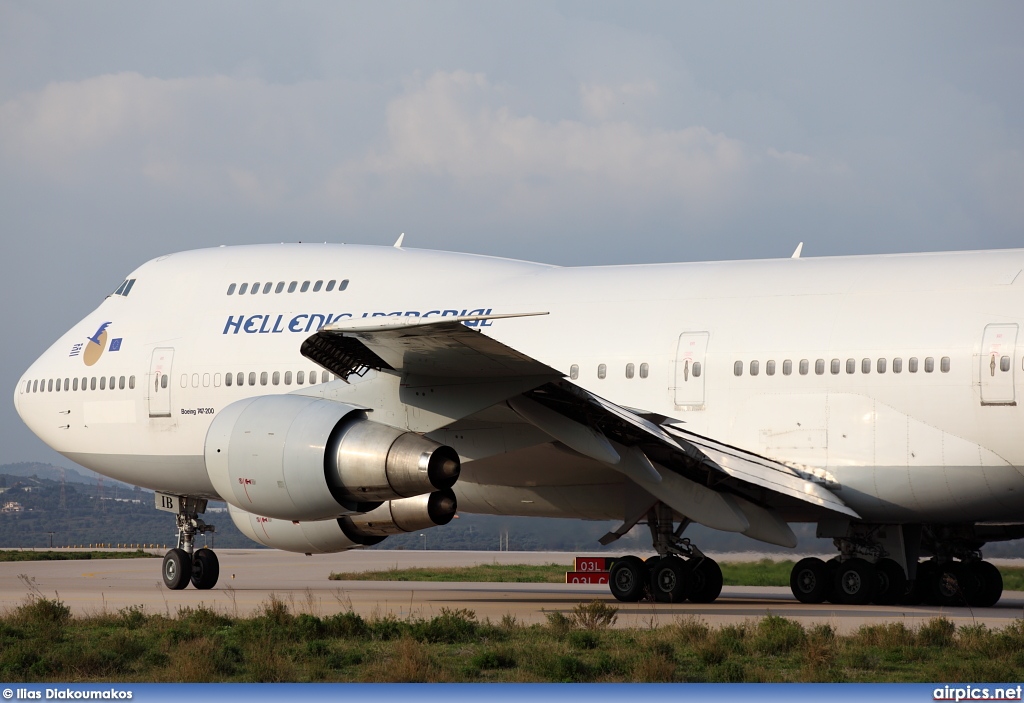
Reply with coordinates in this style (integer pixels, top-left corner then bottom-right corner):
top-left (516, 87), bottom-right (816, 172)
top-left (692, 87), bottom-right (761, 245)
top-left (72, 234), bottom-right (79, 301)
top-left (789, 524), bottom-right (1004, 607)
top-left (158, 495), bottom-right (219, 590)
top-left (606, 503), bottom-right (723, 604)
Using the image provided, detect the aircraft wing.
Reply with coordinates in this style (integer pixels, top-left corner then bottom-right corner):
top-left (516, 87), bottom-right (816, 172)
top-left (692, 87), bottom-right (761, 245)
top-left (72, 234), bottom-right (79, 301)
top-left (301, 315), bottom-right (858, 542)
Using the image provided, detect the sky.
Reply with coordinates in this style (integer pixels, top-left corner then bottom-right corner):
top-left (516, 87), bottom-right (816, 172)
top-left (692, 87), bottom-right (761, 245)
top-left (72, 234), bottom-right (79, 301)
top-left (2, 1), bottom-right (1023, 464)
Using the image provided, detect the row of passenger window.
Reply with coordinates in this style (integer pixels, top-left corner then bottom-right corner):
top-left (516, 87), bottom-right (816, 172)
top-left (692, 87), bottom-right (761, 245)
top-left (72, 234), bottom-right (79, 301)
top-left (227, 279), bottom-right (349, 296)
top-left (733, 356), bottom-right (951, 377)
top-left (26, 376), bottom-right (136, 393)
top-left (568, 362), bottom-right (651, 380)
top-left (182, 369), bottom-right (337, 388)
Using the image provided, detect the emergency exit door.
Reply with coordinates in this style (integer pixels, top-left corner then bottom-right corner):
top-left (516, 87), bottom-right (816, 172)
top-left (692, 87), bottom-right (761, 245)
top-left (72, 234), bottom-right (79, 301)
top-left (148, 348), bottom-right (174, 417)
top-left (980, 324), bottom-right (1017, 406)
top-left (673, 332), bottom-right (709, 408)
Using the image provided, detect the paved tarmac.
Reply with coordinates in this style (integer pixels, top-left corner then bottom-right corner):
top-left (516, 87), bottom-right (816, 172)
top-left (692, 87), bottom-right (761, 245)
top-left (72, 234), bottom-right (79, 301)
top-left (2, 549), bottom-right (1022, 634)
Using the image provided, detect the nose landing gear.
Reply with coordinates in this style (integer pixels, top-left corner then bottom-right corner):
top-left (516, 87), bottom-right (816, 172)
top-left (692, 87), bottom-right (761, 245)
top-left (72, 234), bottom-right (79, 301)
top-left (157, 494), bottom-right (218, 590)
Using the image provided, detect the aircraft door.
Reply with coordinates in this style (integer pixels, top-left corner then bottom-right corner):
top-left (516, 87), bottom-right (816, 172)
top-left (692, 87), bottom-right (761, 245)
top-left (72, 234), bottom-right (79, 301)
top-left (148, 347), bottom-right (174, 417)
top-left (673, 332), bottom-right (709, 408)
top-left (980, 324), bottom-right (1017, 406)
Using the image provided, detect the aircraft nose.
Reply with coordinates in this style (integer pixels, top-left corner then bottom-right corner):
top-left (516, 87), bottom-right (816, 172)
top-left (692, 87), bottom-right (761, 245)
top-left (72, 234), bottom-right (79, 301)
top-left (13, 372), bottom-right (25, 422)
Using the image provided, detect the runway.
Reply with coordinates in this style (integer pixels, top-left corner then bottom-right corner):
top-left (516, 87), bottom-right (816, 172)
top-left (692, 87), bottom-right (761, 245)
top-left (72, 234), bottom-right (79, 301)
top-left (2, 549), bottom-right (1022, 634)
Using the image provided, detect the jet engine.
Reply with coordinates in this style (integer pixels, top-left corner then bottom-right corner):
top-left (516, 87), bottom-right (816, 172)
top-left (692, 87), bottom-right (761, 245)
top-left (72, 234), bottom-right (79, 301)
top-left (227, 490), bottom-right (458, 554)
top-left (206, 395), bottom-right (460, 522)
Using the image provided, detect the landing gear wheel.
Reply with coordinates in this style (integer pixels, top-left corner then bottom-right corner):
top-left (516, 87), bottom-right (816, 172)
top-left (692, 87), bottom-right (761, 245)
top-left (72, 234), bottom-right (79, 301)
top-left (872, 558), bottom-right (907, 606)
top-left (162, 548), bottom-right (192, 590)
top-left (650, 556), bottom-right (691, 603)
top-left (833, 558), bottom-right (876, 605)
top-left (190, 548), bottom-right (220, 590)
top-left (609, 555), bottom-right (646, 603)
top-left (964, 561), bottom-right (1002, 608)
top-left (688, 558), bottom-right (723, 603)
top-left (928, 562), bottom-right (966, 607)
top-left (790, 557), bottom-right (830, 604)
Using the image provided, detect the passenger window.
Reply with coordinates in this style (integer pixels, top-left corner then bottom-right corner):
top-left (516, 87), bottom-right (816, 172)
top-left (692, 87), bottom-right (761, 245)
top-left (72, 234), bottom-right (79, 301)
top-left (99, 377), bottom-right (106, 390)
top-left (251, 282), bottom-right (260, 295)
top-left (846, 359), bottom-right (855, 374)
top-left (81, 376), bottom-right (87, 390)
top-left (214, 373), bottom-right (221, 387)
top-left (190, 374), bottom-right (198, 388)
top-left (275, 282), bottom-right (285, 293)
top-left (225, 372), bottom-right (233, 387)
top-left (799, 359), bottom-right (809, 375)
top-left (734, 361), bottom-right (743, 377)
top-left (941, 357), bottom-right (950, 373)
top-left (893, 358), bottom-right (902, 373)
top-left (909, 357), bottom-right (919, 373)
top-left (570, 364), bottom-right (579, 380)
top-left (1000, 356), bottom-right (1010, 372)
top-left (830, 359), bottom-right (840, 375)
top-left (288, 281), bottom-right (297, 293)
top-left (750, 360), bottom-right (759, 376)
top-left (227, 283), bottom-right (236, 295)
top-left (597, 363), bottom-right (607, 379)
top-left (693, 361), bottom-right (702, 377)
top-left (297, 281), bottom-right (308, 293)
top-left (31, 380), bottom-right (37, 392)
top-left (239, 282), bottom-right (248, 295)
top-left (260, 371), bottom-right (268, 385)
top-left (72, 378), bottom-right (78, 391)
top-left (109, 376), bottom-right (115, 390)
top-left (877, 358), bottom-right (886, 374)
top-left (55, 379), bottom-right (61, 392)
top-left (783, 359), bottom-right (792, 376)
top-left (625, 363), bottom-right (634, 379)
top-left (248, 372), bottom-right (256, 386)
top-left (861, 358), bottom-right (871, 374)
top-left (340, 279), bottom-right (349, 291)
top-left (314, 280), bottom-right (323, 292)
top-left (925, 357), bottom-right (935, 373)
top-left (180, 374), bottom-right (187, 388)
top-left (639, 363), bottom-right (649, 379)
top-left (272, 371), bottom-right (280, 385)
top-left (161, 374), bottom-right (168, 389)
top-left (310, 370), bottom-right (318, 384)
top-left (815, 359), bottom-right (824, 375)
top-left (202, 373), bottom-right (210, 387)
top-left (297, 370), bottom-right (305, 385)
top-left (91, 377), bottom-right (97, 391)
top-left (326, 280), bottom-right (336, 292)
top-left (284, 371), bottom-right (292, 385)
top-left (119, 376), bottom-right (125, 390)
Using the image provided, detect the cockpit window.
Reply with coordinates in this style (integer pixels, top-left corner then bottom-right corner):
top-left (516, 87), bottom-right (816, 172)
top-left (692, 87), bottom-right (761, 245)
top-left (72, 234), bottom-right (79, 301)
top-left (112, 279), bottom-right (137, 297)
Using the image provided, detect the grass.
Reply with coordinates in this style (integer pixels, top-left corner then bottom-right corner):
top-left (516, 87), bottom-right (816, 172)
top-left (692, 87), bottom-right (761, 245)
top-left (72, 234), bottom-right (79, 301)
top-left (329, 559), bottom-right (1024, 590)
top-left (3, 594), bottom-right (1024, 682)
top-left (0, 550), bottom-right (158, 562)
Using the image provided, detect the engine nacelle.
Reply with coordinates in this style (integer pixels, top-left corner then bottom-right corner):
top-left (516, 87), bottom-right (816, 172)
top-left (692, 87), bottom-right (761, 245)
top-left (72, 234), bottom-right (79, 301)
top-left (227, 490), bottom-right (458, 554)
top-left (228, 504), bottom-right (367, 554)
top-left (342, 489), bottom-right (457, 539)
top-left (205, 394), bottom-right (460, 521)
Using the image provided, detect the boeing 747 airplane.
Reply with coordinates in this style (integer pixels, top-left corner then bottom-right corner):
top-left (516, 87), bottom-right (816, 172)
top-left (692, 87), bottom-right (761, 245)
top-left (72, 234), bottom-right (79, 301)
top-left (14, 243), bottom-right (1024, 608)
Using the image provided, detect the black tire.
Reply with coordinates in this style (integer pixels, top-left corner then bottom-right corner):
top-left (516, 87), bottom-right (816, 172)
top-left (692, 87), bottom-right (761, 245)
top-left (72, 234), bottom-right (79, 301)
top-left (790, 557), bottom-right (830, 604)
top-left (928, 562), bottom-right (966, 607)
top-left (688, 558), bottom-right (723, 603)
top-left (833, 558), bottom-right (876, 605)
top-left (650, 556), bottom-right (691, 603)
top-left (900, 560), bottom-right (933, 606)
top-left (191, 548), bottom-right (220, 590)
top-left (964, 561), bottom-right (1003, 608)
top-left (822, 557), bottom-right (840, 604)
top-left (872, 558), bottom-right (907, 606)
top-left (162, 548), bottom-right (191, 590)
top-left (609, 555), bottom-right (646, 602)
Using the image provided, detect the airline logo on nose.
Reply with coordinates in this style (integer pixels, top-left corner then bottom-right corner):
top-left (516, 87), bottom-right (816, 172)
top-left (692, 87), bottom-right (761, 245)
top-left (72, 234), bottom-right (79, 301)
top-left (68, 321), bottom-right (122, 366)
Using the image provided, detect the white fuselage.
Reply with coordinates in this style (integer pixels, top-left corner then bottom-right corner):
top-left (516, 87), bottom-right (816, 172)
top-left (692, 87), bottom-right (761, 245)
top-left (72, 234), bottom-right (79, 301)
top-left (14, 244), bottom-right (1024, 526)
